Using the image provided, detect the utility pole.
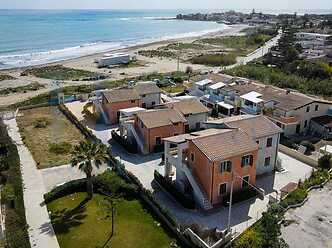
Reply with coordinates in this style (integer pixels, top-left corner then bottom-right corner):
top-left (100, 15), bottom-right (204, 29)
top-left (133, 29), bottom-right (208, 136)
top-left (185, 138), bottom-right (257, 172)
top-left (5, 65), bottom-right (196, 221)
top-left (177, 42), bottom-right (180, 72)
top-left (227, 171), bottom-right (234, 231)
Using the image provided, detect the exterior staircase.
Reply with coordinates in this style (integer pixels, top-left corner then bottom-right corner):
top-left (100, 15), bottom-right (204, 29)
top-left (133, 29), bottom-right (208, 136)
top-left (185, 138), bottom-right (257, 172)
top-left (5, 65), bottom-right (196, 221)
top-left (182, 162), bottom-right (213, 210)
top-left (93, 99), bottom-right (109, 124)
top-left (126, 122), bottom-right (148, 154)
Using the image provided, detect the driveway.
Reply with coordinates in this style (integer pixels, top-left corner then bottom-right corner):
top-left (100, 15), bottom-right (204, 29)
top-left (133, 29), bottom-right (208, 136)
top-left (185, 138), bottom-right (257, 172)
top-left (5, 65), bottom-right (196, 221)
top-left (281, 182), bottom-right (332, 248)
top-left (111, 140), bottom-right (164, 190)
top-left (154, 152), bottom-right (313, 235)
top-left (41, 163), bottom-right (109, 192)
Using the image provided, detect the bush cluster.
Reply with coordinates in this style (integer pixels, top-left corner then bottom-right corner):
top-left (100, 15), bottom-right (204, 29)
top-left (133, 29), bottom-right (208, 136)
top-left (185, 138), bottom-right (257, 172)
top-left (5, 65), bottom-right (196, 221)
top-left (44, 170), bottom-right (137, 204)
top-left (48, 142), bottom-right (72, 154)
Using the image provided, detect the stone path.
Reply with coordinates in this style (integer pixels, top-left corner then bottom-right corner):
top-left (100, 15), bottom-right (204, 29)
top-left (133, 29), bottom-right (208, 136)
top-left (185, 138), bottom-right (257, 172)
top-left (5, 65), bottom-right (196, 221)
top-left (4, 118), bottom-right (60, 248)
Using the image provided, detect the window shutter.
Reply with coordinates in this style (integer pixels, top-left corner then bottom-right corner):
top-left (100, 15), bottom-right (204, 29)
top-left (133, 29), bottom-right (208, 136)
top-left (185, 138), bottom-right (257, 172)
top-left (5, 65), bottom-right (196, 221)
top-left (250, 155), bottom-right (253, 166)
top-left (227, 162), bottom-right (232, 172)
top-left (241, 157), bottom-right (245, 167)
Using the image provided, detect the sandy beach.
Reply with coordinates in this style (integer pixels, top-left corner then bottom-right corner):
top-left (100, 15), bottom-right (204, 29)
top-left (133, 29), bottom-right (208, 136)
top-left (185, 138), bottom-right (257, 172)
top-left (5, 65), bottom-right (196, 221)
top-left (0, 24), bottom-right (249, 107)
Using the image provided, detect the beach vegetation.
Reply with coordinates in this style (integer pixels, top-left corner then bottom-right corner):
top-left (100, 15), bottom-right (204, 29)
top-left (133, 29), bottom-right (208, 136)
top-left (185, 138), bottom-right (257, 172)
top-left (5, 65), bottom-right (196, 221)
top-left (138, 49), bottom-right (176, 58)
top-left (17, 106), bottom-right (84, 169)
top-left (22, 65), bottom-right (102, 81)
top-left (191, 53), bottom-right (237, 66)
top-left (0, 82), bottom-right (44, 96)
top-left (0, 74), bottom-right (15, 81)
top-left (0, 120), bottom-right (30, 248)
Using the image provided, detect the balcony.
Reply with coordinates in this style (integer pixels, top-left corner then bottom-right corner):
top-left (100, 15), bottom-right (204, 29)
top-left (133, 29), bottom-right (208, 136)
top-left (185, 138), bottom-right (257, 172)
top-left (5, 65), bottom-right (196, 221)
top-left (240, 105), bottom-right (262, 115)
top-left (266, 114), bottom-right (299, 125)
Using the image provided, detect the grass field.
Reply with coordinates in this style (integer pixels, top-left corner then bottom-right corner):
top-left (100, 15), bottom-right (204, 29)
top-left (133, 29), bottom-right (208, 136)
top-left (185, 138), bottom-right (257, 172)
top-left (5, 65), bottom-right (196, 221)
top-left (22, 65), bottom-right (100, 80)
top-left (48, 193), bottom-right (176, 248)
top-left (17, 106), bottom-right (85, 169)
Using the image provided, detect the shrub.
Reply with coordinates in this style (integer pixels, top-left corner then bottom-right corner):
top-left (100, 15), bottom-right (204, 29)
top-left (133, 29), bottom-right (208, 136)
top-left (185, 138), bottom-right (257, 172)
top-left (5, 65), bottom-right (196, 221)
top-left (280, 187), bottom-right (308, 208)
top-left (33, 118), bottom-right (50, 128)
top-left (223, 187), bottom-right (258, 206)
top-left (318, 154), bottom-right (332, 170)
top-left (233, 229), bottom-right (263, 248)
top-left (48, 142), bottom-right (72, 154)
top-left (0, 121), bottom-right (30, 248)
top-left (300, 140), bottom-right (315, 154)
top-left (191, 54), bottom-right (236, 66)
top-left (154, 170), bottom-right (195, 209)
top-left (44, 170), bottom-right (137, 204)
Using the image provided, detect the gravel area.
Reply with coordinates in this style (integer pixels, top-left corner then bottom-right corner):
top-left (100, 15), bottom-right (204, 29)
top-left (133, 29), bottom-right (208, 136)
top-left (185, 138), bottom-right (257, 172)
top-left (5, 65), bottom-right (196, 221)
top-left (281, 181), bottom-right (332, 248)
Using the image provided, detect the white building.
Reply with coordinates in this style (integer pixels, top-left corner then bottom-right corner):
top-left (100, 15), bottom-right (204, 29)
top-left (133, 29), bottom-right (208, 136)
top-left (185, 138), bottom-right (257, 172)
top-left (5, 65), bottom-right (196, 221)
top-left (133, 82), bottom-right (162, 109)
top-left (97, 53), bottom-right (131, 67)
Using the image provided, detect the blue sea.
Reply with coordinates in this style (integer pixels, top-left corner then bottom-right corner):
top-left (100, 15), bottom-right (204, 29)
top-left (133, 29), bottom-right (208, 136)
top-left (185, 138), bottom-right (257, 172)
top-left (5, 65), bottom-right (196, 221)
top-left (0, 10), bottom-right (229, 69)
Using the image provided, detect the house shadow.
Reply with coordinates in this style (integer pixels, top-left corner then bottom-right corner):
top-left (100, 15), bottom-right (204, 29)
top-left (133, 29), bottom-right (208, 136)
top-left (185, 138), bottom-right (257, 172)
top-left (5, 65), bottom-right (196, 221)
top-left (110, 140), bottom-right (163, 166)
top-left (255, 171), bottom-right (277, 195)
top-left (41, 198), bottom-right (89, 235)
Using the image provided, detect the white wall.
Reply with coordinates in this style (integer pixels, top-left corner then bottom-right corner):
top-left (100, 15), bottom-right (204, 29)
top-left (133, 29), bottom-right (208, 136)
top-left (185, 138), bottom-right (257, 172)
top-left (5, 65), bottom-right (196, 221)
top-left (141, 93), bottom-right (161, 109)
top-left (186, 113), bottom-right (208, 131)
top-left (256, 133), bottom-right (280, 175)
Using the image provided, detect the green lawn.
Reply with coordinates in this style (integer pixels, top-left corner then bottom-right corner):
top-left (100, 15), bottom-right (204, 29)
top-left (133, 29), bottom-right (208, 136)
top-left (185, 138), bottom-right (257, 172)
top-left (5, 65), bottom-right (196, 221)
top-left (48, 193), bottom-right (176, 248)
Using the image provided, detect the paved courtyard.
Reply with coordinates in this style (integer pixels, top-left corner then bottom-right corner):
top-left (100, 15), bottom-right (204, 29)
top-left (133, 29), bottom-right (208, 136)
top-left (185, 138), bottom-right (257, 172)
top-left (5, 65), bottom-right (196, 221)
top-left (154, 152), bottom-right (313, 235)
top-left (281, 182), bottom-right (332, 248)
top-left (41, 163), bottom-right (109, 192)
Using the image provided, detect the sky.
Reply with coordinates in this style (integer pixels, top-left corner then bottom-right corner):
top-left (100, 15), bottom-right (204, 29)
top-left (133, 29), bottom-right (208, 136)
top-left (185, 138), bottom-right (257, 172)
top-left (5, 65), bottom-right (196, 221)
top-left (0, 0), bottom-right (331, 11)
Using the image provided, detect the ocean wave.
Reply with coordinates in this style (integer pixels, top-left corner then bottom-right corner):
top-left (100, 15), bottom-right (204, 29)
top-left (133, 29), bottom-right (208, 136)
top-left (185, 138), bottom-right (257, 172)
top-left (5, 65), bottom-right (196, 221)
top-left (0, 26), bottom-right (228, 70)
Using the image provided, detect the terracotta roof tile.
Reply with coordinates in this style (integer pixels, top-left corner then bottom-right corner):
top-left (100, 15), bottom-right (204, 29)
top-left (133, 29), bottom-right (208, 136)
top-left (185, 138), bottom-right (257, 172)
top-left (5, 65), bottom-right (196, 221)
top-left (137, 109), bottom-right (187, 129)
top-left (220, 115), bottom-right (283, 138)
top-left (134, 82), bottom-right (162, 95)
top-left (192, 129), bottom-right (258, 161)
top-left (102, 88), bottom-right (140, 103)
top-left (166, 99), bottom-right (209, 115)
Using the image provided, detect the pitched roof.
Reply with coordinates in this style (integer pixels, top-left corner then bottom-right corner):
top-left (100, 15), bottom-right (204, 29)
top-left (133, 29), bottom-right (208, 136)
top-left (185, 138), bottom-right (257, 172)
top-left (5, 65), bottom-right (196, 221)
top-left (192, 129), bottom-right (258, 161)
top-left (220, 115), bottom-right (283, 138)
top-left (134, 82), bottom-right (162, 96)
top-left (137, 109), bottom-right (187, 129)
top-left (102, 88), bottom-right (140, 103)
top-left (229, 82), bottom-right (319, 111)
top-left (166, 99), bottom-right (209, 115)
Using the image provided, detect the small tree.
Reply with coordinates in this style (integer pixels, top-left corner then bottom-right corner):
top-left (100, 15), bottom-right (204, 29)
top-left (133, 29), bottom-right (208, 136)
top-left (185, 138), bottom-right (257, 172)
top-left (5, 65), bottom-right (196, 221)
top-left (318, 154), bottom-right (332, 170)
top-left (71, 141), bottom-right (110, 200)
top-left (185, 66), bottom-right (193, 81)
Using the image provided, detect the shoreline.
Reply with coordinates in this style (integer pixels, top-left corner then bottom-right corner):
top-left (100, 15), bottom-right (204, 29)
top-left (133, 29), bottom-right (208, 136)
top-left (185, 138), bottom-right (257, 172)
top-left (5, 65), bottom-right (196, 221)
top-left (0, 24), bottom-right (248, 72)
top-left (0, 24), bottom-right (249, 107)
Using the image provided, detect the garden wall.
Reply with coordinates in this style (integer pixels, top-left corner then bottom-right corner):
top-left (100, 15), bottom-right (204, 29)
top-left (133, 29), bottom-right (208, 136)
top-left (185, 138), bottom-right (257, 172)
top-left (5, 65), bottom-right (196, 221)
top-left (279, 144), bottom-right (318, 168)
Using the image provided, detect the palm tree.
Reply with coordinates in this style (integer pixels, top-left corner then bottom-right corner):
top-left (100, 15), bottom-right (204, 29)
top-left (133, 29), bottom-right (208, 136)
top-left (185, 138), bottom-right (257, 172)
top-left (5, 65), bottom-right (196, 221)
top-left (71, 141), bottom-right (109, 200)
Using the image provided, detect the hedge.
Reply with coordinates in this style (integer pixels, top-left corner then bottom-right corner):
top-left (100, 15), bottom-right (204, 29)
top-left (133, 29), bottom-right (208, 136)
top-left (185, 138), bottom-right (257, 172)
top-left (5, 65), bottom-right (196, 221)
top-left (0, 120), bottom-right (30, 248)
top-left (44, 170), bottom-right (137, 204)
top-left (154, 170), bottom-right (196, 209)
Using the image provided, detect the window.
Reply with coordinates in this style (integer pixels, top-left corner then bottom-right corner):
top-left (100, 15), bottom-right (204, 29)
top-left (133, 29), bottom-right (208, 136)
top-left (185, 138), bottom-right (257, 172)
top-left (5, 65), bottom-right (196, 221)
top-left (155, 137), bottom-right (161, 145)
top-left (241, 155), bottom-right (253, 167)
top-left (219, 183), bottom-right (227, 195)
top-left (220, 161), bottom-right (232, 173)
top-left (174, 122), bottom-right (179, 126)
top-left (140, 121), bottom-right (144, 129)
top-left (306, 106), bottom-right (310, 112)
top-left (131, 100), bottom-right (136, 103)
top-left (264, 157), bottom-right (271, 167)
top-left (267, 137), bottom-right (273, 147)
top-left (304, 120), bottom-right (308, 128)
top-left (242, 176), bottom-right (250, 188)
top-left (152, 101), bottom-right (156, 106)
top-left (191, 153), bottom-right (195, 162)
top-left (142, 103), bottom-right (146, 108)
top-left (142, 94), bottom-right (146, 97)
top-left (256, 140), bottom-right (259, 144)
top-left (315, 105), bottom-right (319, 111)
